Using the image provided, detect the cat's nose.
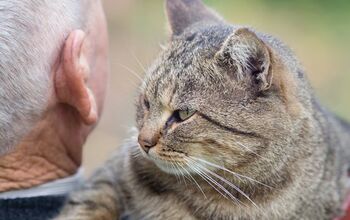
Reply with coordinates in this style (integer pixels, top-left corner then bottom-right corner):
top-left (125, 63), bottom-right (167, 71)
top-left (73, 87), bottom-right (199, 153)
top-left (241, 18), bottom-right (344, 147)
top-left (138, 133), bottom-right (159, 153)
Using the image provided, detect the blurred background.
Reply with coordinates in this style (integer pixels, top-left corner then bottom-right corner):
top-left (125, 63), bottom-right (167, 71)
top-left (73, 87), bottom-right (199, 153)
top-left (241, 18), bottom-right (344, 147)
top-left (84, 0), bottom-right (350, 174)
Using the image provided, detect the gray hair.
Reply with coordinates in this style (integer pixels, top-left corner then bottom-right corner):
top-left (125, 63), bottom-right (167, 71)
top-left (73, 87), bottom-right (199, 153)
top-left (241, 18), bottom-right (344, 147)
top-left (0, 0), bottom-right (86, 155)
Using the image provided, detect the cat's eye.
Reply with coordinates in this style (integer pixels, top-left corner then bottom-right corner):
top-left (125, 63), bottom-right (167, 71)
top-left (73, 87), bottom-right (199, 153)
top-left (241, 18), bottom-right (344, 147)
top-left (175, 109), bottom-right (196, 121)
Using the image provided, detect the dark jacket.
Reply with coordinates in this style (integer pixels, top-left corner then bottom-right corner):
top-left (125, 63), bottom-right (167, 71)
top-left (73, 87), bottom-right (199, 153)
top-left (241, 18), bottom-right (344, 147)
top-left (0, 196), bottom-right (66, 220)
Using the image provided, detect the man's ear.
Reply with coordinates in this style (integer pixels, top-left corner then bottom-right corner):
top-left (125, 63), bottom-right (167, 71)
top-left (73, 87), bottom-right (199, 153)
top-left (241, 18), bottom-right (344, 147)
top-left (165, 0), bottom-right (223, 36)
top-left (55, 30), bottom-right (97, 125)
top-left (215, 28), bottom-right (273, 92)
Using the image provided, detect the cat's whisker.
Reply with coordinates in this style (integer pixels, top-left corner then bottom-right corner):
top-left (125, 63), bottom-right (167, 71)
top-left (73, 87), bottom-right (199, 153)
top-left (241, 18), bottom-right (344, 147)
top-left (177, 161), bottom-right (207, 199)
top-left (130, 51), bottom-right (147, 74)
top-left (190, 156), bottom-right (273, 189)
top-left (194, 167), bottom-right (246, 209)
top-left (169, 158), bottom-right (181, 183)
top-left (125, 77), bottom-right (140, 90)
top-left (235, 143), bottom-right (284, 183)
top-left (159, 43), bottom-right (167, 50)
top-left (115, 67), bottom-right (141, 89)
top-left (189, 162), bottom-right (230, 201)
top-left (117, 62), bottom-right (143, 82)
top-left (176, 162), bottom-right (197, 189)
top-left (170, 160), bottom-right (191, 185)
top-left (174, 161), bottom-right (188, 187)
top-left (235, 142), bottom-right (270, 162)
top-left (170, 158), bottom-right (187, 186)
top-left (193, 160), bottom-right (259, 209)
top-left (186, 158), bottom-right (244, 206)
top-left (165, 159), bottom-right (174, 181)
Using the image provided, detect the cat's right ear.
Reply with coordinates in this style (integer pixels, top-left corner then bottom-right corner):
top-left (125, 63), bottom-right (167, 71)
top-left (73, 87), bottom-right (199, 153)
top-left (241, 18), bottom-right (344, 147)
top-left (165, 0), bottom-right (223, 36)
top-left (215, 28), bottom-right (274, 92)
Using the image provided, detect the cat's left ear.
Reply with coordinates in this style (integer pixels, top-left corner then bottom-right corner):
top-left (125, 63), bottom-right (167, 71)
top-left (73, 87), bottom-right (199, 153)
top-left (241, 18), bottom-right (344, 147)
top-left (165, 0), bottom-right (223, 36)
top-left (215, 28), bottom-right (273, 92)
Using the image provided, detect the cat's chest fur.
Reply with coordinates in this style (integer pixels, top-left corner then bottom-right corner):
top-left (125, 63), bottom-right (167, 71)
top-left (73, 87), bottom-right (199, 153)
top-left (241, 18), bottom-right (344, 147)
top-left (123, 196), bottom-right (195, 220)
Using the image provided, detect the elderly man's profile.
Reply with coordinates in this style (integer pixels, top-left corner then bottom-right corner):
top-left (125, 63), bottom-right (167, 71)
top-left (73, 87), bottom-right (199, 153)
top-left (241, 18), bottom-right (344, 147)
top-left (0, 0), bottom-right (109, 219)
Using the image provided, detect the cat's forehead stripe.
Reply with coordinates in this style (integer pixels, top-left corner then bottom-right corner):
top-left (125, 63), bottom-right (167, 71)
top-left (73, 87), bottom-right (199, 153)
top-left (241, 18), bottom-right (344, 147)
top-left (168, 81), bottom-right (178, 106)
top-left (144, 65), bottom-right (178, 107)
top-left (159, 87), bottom-right (173, 108)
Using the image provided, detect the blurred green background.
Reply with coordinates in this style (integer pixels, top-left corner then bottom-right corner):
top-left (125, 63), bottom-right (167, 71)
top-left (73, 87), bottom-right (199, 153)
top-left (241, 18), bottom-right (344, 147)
top-left (83, 0), bottom-right (350, 174)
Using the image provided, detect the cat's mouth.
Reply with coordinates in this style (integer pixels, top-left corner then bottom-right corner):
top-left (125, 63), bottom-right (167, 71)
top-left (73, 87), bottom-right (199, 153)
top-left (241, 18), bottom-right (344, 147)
top-left (152, 158), bottom-right (189, 175)
top-left (142, 146), bottom-right (191, 175)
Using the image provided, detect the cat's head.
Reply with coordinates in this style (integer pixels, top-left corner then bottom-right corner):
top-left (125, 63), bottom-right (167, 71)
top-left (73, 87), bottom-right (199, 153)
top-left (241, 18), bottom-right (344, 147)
top-left (136, 0), bottom-right (306, 178)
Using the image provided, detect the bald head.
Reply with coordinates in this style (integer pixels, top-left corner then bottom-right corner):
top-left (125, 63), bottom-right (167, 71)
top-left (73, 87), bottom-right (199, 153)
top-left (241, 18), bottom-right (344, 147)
top-left (0, 0), bottom-right (90, 154)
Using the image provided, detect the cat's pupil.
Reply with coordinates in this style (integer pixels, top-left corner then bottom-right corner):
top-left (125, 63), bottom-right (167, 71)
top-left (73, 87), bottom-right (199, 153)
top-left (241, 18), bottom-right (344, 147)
top-left (165, 110), bottom-right (189, 128)
top-left (172, 110), bottom-right (182, 122)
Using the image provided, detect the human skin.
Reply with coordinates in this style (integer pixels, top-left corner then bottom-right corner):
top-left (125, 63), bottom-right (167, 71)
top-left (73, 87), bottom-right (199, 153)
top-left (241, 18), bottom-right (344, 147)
top-left (0, 0), bottom-right (109, 192)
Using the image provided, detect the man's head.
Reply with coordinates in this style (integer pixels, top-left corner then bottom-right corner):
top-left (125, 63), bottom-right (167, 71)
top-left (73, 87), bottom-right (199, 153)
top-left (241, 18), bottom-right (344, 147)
top-left (0, 0), bottom-right (108, 155)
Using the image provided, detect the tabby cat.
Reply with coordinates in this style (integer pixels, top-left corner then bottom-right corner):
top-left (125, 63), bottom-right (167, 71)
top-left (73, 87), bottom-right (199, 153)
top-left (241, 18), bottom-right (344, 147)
top-left (54, 0), bottom-right (350, 219)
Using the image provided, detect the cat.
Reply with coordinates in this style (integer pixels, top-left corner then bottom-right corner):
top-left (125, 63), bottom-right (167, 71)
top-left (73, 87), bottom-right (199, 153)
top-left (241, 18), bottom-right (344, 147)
top-left (54, 0), bottom-right (350, 219)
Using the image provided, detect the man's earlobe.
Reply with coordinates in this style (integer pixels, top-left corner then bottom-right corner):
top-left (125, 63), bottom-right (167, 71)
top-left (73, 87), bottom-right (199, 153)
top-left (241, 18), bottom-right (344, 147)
top-left (55, 30), bottom-right (98, 125)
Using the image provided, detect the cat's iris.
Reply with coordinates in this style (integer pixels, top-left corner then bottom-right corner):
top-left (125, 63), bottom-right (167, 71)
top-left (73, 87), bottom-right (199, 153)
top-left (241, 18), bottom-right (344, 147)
top-left (174, 108), bottom-right (196, 122)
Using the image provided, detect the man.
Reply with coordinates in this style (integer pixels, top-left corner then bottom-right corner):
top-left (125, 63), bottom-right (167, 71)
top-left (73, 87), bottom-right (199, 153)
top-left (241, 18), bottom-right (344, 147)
top-left (0, 0), bottom-right (109, 219)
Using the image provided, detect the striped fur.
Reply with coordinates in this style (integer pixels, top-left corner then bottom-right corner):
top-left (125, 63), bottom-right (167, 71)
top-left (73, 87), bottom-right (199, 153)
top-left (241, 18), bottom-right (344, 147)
top-left (54, 0), bottom-right (350, 219)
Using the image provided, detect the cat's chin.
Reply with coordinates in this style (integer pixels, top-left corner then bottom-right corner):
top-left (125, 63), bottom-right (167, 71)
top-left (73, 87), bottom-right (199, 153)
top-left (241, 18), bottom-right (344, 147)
top-left (141, 150), bottom-right (191, 175)
top-left (152, 159), bottom-right (190, 175)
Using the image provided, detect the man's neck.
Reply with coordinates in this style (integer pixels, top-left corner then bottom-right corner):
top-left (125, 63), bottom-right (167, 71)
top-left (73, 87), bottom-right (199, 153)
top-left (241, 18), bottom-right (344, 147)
top-left (0, 112), bottom-right (82, 192)
top-left (0, 168), bottom-right (84, 199)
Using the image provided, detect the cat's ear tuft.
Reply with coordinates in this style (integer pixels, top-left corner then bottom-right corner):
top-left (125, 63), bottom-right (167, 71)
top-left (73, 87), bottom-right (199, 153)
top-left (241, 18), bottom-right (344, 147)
top-left (215, 28), bottom-right (273, 92)
top-left (165, 0), bottom-right (223, 36)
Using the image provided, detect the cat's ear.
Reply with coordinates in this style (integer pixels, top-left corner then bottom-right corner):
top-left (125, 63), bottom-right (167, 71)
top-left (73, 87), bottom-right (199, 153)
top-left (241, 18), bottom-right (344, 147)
top-left (165, 0), bottom-right (223, 36)
top-left (215, 28), bottom-right (273, 92)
